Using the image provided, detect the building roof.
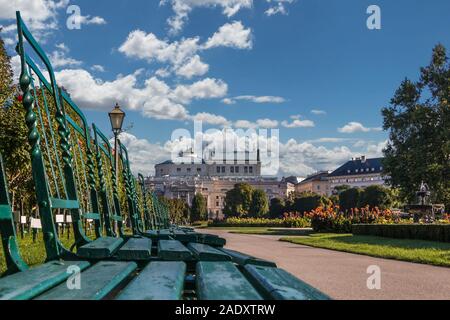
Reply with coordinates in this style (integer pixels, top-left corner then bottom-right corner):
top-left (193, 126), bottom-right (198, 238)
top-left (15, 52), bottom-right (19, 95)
top-left (300, 171), bottom-right (330, 183)
top-left (282, 176), bottom-right (305, 185)
top-left (328, 157), bottom-right (384, 177)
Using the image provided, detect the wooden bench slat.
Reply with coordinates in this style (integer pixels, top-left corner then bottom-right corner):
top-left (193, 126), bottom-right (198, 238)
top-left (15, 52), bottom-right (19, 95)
top-left (82, 212), bottom-right (101, 220)
top-left (199, 234), bottom-right (226, 247)
top-left (171, 230), bottom-right (198, 243)
top-left (0, 261), bottom-right (90, 300)
top-left (116, 261), bottom-right (186, 300)
top-left (244, 265), bottom-right (331, 300)
top-left (0, 204), bottom-right (12, 220)
top-left (158, 240), bottom-right (192, 261)
top-left (218, 248), bottom-right (277, 267)
top-left (49, 198), bottom-right (79, 209)
top-left (196, 261), bottom-right (262, 300)
top-left (116, 237), bottom-right (152, 261)
top-left (187, 243), bottom-right (231, 261)
top-left (36, 261), bottom-right (137, 300)
top-left (77, 236), bottom-right (124, 259)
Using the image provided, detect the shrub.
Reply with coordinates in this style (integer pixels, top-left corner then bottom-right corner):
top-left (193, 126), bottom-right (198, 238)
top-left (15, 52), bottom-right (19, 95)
top-left (209, 215), bottom-right (311, 228)
top-left (352, 224), bottom-right (450, 243)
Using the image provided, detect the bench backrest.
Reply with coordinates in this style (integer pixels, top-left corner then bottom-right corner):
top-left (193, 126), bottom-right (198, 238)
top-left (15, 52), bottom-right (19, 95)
top-left (92, 124), bottom-right (125, 237)
top-left (16, 11), bottom-right (90, 260)
top-left (0, 152), bottom-right (28, 275)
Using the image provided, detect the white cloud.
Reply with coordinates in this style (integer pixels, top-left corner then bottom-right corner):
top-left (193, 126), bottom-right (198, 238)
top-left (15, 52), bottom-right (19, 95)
top-left (160, 0), bottom-right (252, 34)
top-left (338, 122), bottom-right (382, 133)
top-left (173, 78), bottom-right (228, 104)
top-left (311, 109), bottom-right (327, 115)
top-left (223, 95), bottom-right (285, 104)
top-left (119, 21), bottom-right (251, 79)
top-left (203, 21), bottom-right (252, 50)
top-left (53, 67), bottom-right (230, 124)
top-left (118, 132), bottom-right (169, 176)
top-left (175, 54), bottom-right (209, 78)
top-left (256, 118), bottom-right (278, 128)
top-left (281, 118), bottom-right (315, 128)
top-left (91, 64), bottom-right (105, 72)
top-left (234, 120), bottom-right (256, 129)
top-left (50, 48), bottom-right (82, 68)
top-left (234, 118), bottom-right (279, 129)
top-left (265, 0), bottom-right (295, 16)
top-left (0, 0), bottom-right (69, 37)
top-left (75, 15), bottom-right (107, 26)
top-left (191, 112), bottom-right (230, 126)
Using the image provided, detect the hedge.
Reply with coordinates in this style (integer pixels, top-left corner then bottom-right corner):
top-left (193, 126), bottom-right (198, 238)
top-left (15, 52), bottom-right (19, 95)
top-left (209, 217), bottom-right (311, 228)
top-left (352, 224), bottom-right (450, 243)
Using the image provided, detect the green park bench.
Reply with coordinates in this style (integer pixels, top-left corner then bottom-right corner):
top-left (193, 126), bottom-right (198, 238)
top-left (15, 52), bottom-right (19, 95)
top-left (0, 11), bottom-right (331, 301)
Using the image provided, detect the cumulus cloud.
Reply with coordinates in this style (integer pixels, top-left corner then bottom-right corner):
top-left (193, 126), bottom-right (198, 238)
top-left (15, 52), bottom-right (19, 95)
top-left (160, 0), bottom-right (253, 34)
top-left (265, 0), bottom-right (295, 16)
top-left (91, 65), bottom-right (106, 72)
top-left (311, 109), bottom-right (327, 115)
top-left (233, 118), bottom-right (279, 129)
top-left (203, 21), bottom-right (252, 49)
top-left (49, 44), bottom-right (83, 68)
top-left (223, 95), bottom-right (285, 104)
top-left (53, 67), bottom-right (229, 125)
top-left (118, 132), bottom-right (170, 176)
top-left (338, 122), bottom-right (382, 133)
top-left (118, 21), bottom-right (252, 79)
top-left (175, 55), bottom-right (209, 78)
top-left (281, 118), bottom-right (315, 128)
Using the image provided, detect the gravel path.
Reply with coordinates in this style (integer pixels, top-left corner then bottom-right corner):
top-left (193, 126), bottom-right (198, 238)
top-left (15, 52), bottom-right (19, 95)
top-left (199, 229), bottom-right (450, 300)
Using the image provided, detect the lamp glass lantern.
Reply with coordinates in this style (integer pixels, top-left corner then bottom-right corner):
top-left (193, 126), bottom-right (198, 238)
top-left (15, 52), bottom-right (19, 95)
top-left (109, 103), bottom-right (125, 134)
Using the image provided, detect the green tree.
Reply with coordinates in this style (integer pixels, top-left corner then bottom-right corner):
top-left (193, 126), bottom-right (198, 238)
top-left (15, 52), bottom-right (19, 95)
top-left (269, 197), bottom-right (285, 218)
top-left (382, 44), bottom-right (450, 209)
top-left (249, 189), bottom-right (269, 218)
top-left (339, 188), bottom-right (363, 212)
top-left (0, 35), bottom-right (34, 212)
top-left (223, 183), bottom-right (253, 218)
top-left (291, 192), bottom-right (331, 214)
top-left (190, 193), bottom-right (208, 222)
top-left (360, 185), bottom-right (394, 210)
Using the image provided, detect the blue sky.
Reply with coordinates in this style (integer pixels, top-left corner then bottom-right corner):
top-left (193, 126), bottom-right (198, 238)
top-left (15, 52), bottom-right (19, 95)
top-left (1, 0), bottom-right (449, 176)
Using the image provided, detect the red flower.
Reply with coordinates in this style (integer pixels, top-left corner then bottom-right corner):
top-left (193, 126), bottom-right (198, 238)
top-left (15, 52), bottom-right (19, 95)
top-left (17, 95), bottom-right (23, 102)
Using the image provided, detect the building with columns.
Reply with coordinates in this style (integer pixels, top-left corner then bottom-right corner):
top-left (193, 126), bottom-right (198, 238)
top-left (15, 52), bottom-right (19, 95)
top-left (146, 150), bottom-right (294, 220)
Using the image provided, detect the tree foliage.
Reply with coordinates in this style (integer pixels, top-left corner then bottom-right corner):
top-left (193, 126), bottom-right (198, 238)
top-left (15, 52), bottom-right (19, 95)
top-left (190, 193), bottom-right (208, 222)
top-left (249, 189), bottom-right (269, 218)
top-left (223, 183), bottom-right (254, 217)
top-left (359, 185), bottom-right (394, 210)
top-left (339, 188), bottom-right (363, 212)
top-left (269, 197), bottom-right (285, 218)
top-left (382, 44), bottom-right (450, 209)
top-left (0, 35), bottom-right (34, 210)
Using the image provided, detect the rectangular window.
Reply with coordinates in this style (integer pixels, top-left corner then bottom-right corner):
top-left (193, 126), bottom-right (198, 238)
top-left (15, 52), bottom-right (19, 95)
top-left (230, 166), bottom-right (234, 173)
top-left (197, 168), bottom-right (201, 172)
top-left (216, 202), bottom-right (219, 206)
top-left (235, 166), bottom-right (239, 173)
top-left (216, 166), bottom-right (220, 173)
top-left (187, 168), bottom-right (191, 172)
top-left (249, 166), bottom-right (253, 173)
top-left (244, 166), bottom-right (248, 173)
top-left (222, 166), bottom-right (225, 173)
top-left (177, 168), bottom-right (181, 172)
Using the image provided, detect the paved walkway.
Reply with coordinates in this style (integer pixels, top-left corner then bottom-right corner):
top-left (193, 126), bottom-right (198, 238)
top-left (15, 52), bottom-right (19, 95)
top-left (198, 229), bottom-right (450, 300)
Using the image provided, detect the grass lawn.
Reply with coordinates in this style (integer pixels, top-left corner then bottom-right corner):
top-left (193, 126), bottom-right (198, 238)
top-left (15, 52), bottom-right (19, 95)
top-left (0, 231), bottom-right (91, 275)
top-left (280, 233), bottom-right (450, 268)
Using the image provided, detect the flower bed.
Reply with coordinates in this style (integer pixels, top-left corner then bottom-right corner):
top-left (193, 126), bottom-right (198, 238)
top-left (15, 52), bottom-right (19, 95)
top-left (209, 215), bottom-right (311, 228)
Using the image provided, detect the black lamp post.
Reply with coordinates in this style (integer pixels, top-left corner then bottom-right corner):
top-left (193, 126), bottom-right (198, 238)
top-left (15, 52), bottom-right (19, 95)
top-left (109, 102), bottom-right (125, 183)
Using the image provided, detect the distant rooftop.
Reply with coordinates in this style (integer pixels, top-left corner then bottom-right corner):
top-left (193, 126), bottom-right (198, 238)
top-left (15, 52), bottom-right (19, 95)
top-left (328, 156), bottom-right (384, 177)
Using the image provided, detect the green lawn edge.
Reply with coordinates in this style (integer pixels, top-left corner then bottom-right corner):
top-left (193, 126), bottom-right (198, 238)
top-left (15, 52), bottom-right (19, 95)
top-left (280, 233), bottom-right (450, 268)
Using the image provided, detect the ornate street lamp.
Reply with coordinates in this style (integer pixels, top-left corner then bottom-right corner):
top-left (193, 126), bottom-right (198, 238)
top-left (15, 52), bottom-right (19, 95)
top-left (109, 103), bottom-right (125, 183)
